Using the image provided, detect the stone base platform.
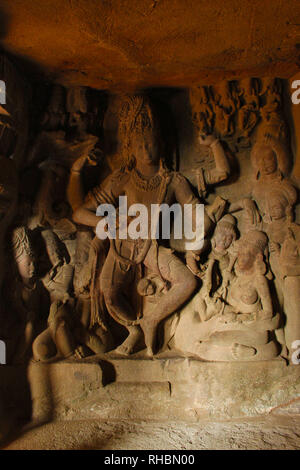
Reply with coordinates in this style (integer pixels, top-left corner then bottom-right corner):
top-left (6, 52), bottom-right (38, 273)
top-left (3, 415), bottom-right (300, 450)
top-left (1, 353), bottom-right (300, 423)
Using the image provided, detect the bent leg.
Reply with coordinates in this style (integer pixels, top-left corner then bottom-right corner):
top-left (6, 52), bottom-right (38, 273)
top-left (100, 247), bottom-right (143, 354)
top-left (142, 245), bottom-right (197, 355)
top-left (32, 328), bottom-right (57, 362)
top-left (52, 318), bottom-right (76, 358)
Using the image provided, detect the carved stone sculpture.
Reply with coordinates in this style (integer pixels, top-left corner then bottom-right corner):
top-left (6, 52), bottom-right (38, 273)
top-left (1, 75), bottom-right (299, 369)
top-left (227, 137), bottom-right (299, 359)
top-left (211, 81), bottom-right (236, 137)
top-left (3, 227), bottom-right (49, 364)
top-left (236, 77), bottom-right (260, 139)
top-left (173, 230), bottom-right (280, 361)
top-left (257, 77), bottom-right (287, 143)
top-left (229, 139), bottom-right (291, 232)
top-left (250, 140), bottom-right (292, 220)
top-left (67, 149), bottom-right (113, 355)
top-left (261, 186), bottom-right (300, 357)
top-left (189, 86), bottom-right (214, 135)
top-left (31, 225), bottom-right (111, 361)
top-left (70, 94), bottom-right (232, 356)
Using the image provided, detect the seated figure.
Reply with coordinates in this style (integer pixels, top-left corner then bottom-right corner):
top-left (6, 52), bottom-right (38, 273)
top-left (172, 230), bottom-right (281, 361)
top-left (3, 227), bottom-right (49, 364)
top-left (197, 214), bottom-right (238, 322)
top-left (4, 226), bottom-right (80, 363)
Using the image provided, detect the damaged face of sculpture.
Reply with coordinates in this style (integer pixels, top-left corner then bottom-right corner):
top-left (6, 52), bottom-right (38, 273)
top-left (267, 195), bottom-right (287, 220)
top-left (16, 253), bottom-right (36, 283)
top-left (236, 244), bottom-right (262, 273)
top-left (212, 216), bottom-right (236, 253)
top-left (131, 125), bottom-right (160, 168)
top-left (256, 145), bottom-right (278, 176)
top-left (12, 227), bottom-right (36, 284)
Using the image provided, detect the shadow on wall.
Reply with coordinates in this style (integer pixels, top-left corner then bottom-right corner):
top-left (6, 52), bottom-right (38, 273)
top-left (0, 7), bottom-right (56, 447)
top-left (0, 364), bottom-right (54, 448)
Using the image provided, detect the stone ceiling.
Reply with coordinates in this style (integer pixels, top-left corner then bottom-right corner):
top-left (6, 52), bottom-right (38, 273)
top-left (1, 0), bottom-right (300, 91)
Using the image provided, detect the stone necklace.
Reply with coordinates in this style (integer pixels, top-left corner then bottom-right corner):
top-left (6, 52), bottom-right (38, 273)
top-left (131, 167), bottom-right (162, 191)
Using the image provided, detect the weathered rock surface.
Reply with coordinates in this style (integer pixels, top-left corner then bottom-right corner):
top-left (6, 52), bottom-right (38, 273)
top-left (1, 1), bottom-right (300, 90)
top-left (3, 415), bottom-right (300, 450)
top-left (1, 357), bottom-right (299, 424)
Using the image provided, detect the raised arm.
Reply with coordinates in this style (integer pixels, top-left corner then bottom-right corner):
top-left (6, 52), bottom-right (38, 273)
top-left (198, 135), bottom-right (230, 185)
top-left (68, 156), bottom-right (127, 229)
top-left (173, 173), bottom-right (214, 274)
top-left (67, 155), bottom-right (89, 213)
top-left (67, 155), bottom-right (101, 228)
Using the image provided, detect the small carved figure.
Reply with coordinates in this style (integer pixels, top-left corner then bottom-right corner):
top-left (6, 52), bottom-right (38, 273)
top-left (229, 139), bottom-right (291, 231)
top-left (3, 226), bottom-right (79, 363)
top-left (257, 77), bottom-right (287, 143)
top-left (27, 82), bottom-right (104, 231)
top-left (5, 227), bottom-right (49, 363)
top-left (66, 87), bottom-right (89, 142)
top-left (199, 214), bottom-right (238, 318)
top-left (189, 86), bottom-right (214, 135)
top-left (173, 214), bottom-right (238, 337)
top-left (38, 229), bottom-right (73, 300)
top-left (32, 226), bottom-right (110, 361)
top-left (250, 141), bottom-right (292, 218)
top-left (211, 81), bottom-right (236, 137)
top-left (236, 78), bottom-right (260, 139)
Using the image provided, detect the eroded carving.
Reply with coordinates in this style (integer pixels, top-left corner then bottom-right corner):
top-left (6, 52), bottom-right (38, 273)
top-left (172, 229), bottom-right (280, 361)
top-left (2, 77), bottom-right (299, 365)
top-left (71, 95), bottom-right (206, 356)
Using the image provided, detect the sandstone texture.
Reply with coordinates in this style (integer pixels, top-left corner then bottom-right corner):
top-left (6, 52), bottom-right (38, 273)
top-left (3, 416), bottom-right (300, 450)
top-left (0, 0), bottom-right (300, 90)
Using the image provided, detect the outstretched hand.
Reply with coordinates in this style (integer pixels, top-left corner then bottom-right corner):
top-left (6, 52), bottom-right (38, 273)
top-left (71, 147), bottom-right (103, 173)
top-left (71, 155), bottom-right (90, 173)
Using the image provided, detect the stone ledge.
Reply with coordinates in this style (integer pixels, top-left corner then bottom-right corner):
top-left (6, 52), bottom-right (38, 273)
top-left (0, 356), bottom-right (299, 422)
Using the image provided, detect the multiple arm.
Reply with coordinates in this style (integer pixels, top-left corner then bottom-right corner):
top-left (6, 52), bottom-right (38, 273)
top-left (204, 138), bottom-right (230, 185)
top-left (68, 156), bottom-right (108, 229)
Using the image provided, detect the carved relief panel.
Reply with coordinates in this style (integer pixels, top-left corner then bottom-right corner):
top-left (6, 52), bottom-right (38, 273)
top-left (1, 66), bottom-right (299, 366)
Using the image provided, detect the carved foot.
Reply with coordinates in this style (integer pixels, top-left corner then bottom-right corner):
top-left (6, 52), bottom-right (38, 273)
top-left (145, 346), bottom-right (154, 358)
top-left (114, 342), bottom-right (134, 356)
top-left (114, 326), bottom-right (143, 356)
top-left (232, 343), bottom-right (256, 360)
